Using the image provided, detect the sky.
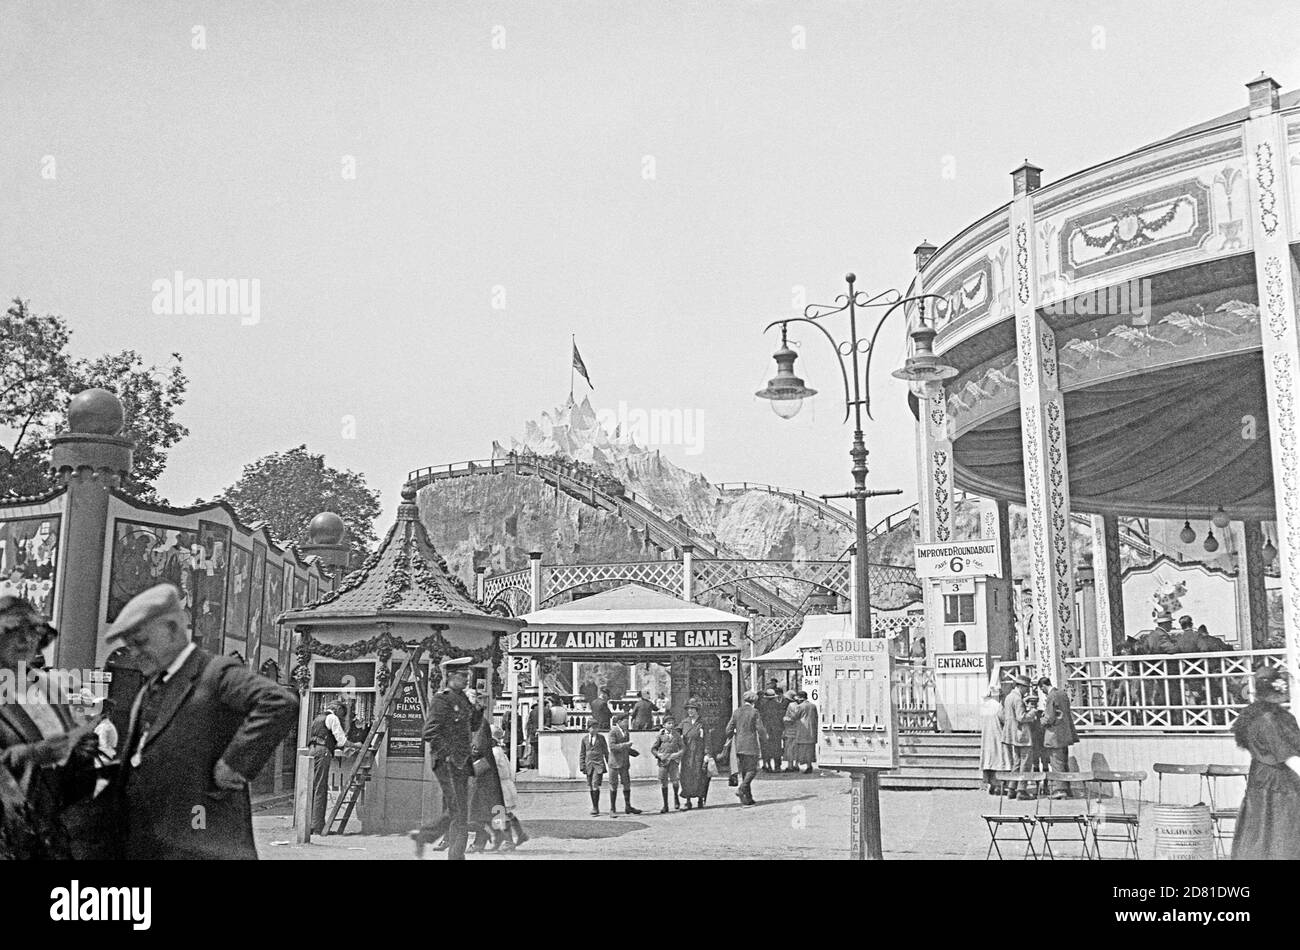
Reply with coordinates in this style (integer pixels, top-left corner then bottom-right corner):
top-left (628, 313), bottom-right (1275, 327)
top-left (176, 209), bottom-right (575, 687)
top-left (4, 1), bottom-right (1299, 531)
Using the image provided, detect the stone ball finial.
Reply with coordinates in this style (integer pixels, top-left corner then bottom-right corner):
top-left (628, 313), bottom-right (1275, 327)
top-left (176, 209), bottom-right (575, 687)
top-left (401, 482), bottom-right (418, 503)
top-left (68, 388), bottom-right (125, 436)
top-left (308, 511), bottom-right (346, 544)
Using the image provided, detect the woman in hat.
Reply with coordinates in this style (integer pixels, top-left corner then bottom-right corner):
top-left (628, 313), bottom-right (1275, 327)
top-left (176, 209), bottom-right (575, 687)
top-left (0, 596), bottom-right (99, 859)
top-left (1231, 666), bottom-right (1300, 860)
top-left (467, 695), bottom-right (506, 852)
top-left (678, 698), bottom-right (710, 809)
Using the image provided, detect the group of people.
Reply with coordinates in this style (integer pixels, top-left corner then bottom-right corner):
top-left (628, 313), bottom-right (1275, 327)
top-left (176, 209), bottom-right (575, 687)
top-left (0, 583), bottom-right (300, 861)
top-left (755, 681), bottom-right (818, 774)
top-left (979, 673), bottom-right (1078, 799)
top-left (410, 658), bottom-right (529, 859)
top-left (580, 697), bottom-right (712, 815)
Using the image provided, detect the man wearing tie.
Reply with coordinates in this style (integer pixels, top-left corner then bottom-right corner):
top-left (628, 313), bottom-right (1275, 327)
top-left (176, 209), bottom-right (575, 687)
top-left (106, 583), bottom-right (299, 859)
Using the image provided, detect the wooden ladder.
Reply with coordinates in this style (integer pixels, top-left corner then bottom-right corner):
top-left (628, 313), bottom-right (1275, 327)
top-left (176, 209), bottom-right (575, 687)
top-left (323, 643), bottom-right (428, 836)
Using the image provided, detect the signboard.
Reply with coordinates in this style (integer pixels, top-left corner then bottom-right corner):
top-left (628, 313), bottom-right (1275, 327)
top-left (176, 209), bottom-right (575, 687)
top-left (509, 628), bottom-right (739, 655)
top-left (938, 577), bottom-right (975, 595)
top-left (817, 637), bottom-right (897, 770)
top-left (934, 652), bottom-right (987, 673)
top-left (385, 674), bottom-right (426, 758)
top-left (799, 646), bottom-right (821, 705)
top-left (914, 538), bottom-right (1002, 579)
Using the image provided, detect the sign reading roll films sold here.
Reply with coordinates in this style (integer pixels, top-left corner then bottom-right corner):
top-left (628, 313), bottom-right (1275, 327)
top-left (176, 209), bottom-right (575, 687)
top-left (913, 538), bottom-right (1003, 579)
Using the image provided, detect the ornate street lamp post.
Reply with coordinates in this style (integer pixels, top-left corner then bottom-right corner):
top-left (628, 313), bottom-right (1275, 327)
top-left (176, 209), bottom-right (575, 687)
top-left (755, 272), bottom-right (956, 859)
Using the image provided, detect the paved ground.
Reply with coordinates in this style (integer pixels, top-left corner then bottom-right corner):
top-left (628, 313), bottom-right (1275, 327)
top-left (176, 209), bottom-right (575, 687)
top-left (256, 772), bottom-right (1194, 860)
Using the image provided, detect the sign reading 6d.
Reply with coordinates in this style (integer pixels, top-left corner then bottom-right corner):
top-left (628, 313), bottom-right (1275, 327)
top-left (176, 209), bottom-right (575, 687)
top-left (914, 538), bottom-right (1003, 579)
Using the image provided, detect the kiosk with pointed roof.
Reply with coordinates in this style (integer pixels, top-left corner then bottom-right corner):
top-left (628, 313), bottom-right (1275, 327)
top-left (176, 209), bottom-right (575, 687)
top-left (280, 483), bottom-right (523, 833)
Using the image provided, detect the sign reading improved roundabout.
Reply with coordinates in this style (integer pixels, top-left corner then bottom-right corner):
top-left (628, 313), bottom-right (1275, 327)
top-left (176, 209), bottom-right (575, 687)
top-left (913, 538), bottom-right (1003, 578)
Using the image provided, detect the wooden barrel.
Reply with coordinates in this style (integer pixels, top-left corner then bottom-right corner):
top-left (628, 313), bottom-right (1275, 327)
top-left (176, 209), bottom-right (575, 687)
top-left (1152, 804), bottom-right (1213, 860)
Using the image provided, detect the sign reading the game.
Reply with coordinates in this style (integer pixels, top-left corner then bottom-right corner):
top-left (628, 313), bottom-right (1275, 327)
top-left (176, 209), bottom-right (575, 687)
top-left (509, 628), bottom-right (739, 655)
top-left (914, 538), bottom-right (1003, 579)
top-left (817, 637), bottom-right (897, 770)
top-left (934, 652), bottom-right (987, 673)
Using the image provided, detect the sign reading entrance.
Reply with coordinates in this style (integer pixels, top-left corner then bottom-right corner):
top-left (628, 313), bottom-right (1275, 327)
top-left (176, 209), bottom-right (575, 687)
top-left (934, 652), bottom-right (987, 673)
top-left (914, 538), bottom-right (1003, 578)
top-left (510, 628), bottom-right (739, 654)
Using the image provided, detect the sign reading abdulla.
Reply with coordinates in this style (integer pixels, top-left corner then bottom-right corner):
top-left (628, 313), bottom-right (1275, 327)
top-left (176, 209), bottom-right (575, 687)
top-left (510, 628), bottom-right (738, 655)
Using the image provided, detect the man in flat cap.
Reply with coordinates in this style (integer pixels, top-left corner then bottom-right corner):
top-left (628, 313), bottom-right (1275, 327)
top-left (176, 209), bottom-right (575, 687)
top-left (410, 657), bottom-right (483, 860)
top-left (104, 583), bottom-right (298, 859)
top-left (1001, 675), bottom-right (1035, 800)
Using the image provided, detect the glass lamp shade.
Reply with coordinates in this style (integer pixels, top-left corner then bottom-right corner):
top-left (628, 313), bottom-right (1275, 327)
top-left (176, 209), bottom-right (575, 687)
top-left (755, 341), bottom-right (816, 420)
top-left (1211, 506), bottom-right (1230, 529)
top-left (1203, 529), bottom-right (1220, 553)
top-left (769, 398), bottom-right (803, 420)
top-left (1179, 521), bottom-right (1196, 545)
top-left (891, 324), bottom-right (958, 382)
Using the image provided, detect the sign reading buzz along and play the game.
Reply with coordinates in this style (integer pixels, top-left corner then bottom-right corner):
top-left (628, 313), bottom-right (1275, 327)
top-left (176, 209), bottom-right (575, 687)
top-left (509, 628), bottom-right (739, 655)
top-left (913, 538), bottom-right (1003, 579)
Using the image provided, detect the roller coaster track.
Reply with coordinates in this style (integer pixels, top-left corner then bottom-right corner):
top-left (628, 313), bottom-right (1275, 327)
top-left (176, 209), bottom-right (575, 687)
top-left (715, 481), bottom-right (1164, 561)
top-left (406, 457), bottom-right (804, 616)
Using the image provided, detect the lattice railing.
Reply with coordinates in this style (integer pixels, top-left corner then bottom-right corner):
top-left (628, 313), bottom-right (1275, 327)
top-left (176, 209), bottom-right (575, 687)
top-left (1064, 649), bottom-right (1285, 731)
top-left (542, 561), bottom-right (682, 603)
top-left (481, 569), bottom-right (530, 603)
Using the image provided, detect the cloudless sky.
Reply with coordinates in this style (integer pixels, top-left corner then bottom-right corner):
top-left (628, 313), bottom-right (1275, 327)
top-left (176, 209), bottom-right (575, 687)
top-left (4, 1), bottom-right (1298, 530)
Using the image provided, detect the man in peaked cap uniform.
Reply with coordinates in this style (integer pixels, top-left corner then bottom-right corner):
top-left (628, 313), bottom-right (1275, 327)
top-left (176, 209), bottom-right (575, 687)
top-left (411, 657), bottom-right (483, 860)
top-left (104, 583), bottom-right (299, 859)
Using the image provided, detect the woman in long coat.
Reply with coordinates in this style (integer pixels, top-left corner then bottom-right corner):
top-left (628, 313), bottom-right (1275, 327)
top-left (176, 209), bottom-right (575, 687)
top-left (781, 692), bottom-right (800, 772)
top-left (0, 597), bottom-right (98, 860)
top-left (1231, 667), bottom-right (1300, 860)
top-left (979, 684), bottom-right (1011, 795)
top-left (468, 715), bottom-right (505, 852)
top-left (678, 699), bottom-right (710, 809)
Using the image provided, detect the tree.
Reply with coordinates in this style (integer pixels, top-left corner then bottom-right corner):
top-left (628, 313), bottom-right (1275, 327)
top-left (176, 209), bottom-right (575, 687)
top-left (214, 446), bottom-right (382, 567)
top-left (0, 299), bottom-right (190, 502)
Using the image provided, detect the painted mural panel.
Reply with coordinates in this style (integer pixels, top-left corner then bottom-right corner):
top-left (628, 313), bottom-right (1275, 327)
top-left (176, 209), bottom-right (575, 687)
top-left (0, 516), bottom-right (59, 618)
top-left (194, 521), bottom-right (231, 654)
top-left (263, 558), bottom-right (284, 649)
top-left (248, 542), bottom-right (266, 668)
top-left (292, 576), bottom-right (307, 609)
top-left (225, 543), bottom-right (253, 656)
top-left (108, 521), bottom-right (198, 624)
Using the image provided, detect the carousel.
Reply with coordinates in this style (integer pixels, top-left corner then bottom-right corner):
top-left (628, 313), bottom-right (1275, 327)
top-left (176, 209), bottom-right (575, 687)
top-left (901, 74), bottom-right (1300, 730)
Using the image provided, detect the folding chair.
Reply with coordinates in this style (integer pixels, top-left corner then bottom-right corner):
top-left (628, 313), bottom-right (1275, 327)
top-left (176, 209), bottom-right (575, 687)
top-left (1035, 772), bottom-right (1094, 859)
top-left (1153, 762), bottom-right (1208, 803)
top-left (1086, 770), bottom-right (1146, 859)
top-left (1202, 764), bottom-right (1248, 859)
top-left (984, 771), bottom-right (1048, 860)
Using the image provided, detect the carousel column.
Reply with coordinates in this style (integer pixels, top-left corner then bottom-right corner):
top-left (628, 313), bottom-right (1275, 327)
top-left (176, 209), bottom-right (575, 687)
top-left (915, 379), bottom-right (956, 661)
top-left (980, 498), bottom-right (1015, 661)
top-left (1011, 161), bottom-right (1076, 686)
top-left (1242, 521), bottom-right (1269, 649)
top-left (1090, 515), bottom-right (1124, 656)
top-left (1243, 76), bottom-right (1300, 680)
top-left (48, 389), bottom-right (134, 670)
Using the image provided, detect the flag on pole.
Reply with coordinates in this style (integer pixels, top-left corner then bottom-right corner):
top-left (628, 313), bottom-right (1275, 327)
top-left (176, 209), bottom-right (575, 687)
top-left (572, 341), bottom-right (594, 390)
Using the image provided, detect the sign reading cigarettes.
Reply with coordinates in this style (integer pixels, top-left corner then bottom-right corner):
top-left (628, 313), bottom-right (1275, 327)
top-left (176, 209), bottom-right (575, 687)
top-left (913, 538), bottom-right (1003, 579)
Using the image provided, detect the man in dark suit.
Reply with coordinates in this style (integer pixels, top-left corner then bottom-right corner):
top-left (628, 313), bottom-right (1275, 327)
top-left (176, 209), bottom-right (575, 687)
top-left (590, 687), bottom-right (612, 730)
top-left (105, 583), bottom-right (299, 860)
top-left (412, 657), bottom-right (482, 860)
top-left (724, 690), bottom-right (767, 806)
top-left (1037, 675), bottom-right (1078, 799)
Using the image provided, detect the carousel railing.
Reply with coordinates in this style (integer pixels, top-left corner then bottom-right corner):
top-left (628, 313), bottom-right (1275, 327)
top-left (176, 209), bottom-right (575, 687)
top-left (1063, 649), bottom-right (1284, 731)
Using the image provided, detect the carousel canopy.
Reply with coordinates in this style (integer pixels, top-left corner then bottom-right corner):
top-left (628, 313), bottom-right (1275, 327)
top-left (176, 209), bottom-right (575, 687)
top-left (750, 612), bottom-right (852, 666)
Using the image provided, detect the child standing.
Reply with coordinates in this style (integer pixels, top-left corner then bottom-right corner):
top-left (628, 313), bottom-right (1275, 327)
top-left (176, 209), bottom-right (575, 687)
top-left (579, 720), bottom-right (610, 816)
top-left (652, 715), bottom-right (685, 813)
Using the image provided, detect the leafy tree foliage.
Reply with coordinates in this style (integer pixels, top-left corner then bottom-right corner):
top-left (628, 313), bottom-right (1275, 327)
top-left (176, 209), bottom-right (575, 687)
top-left (214, 446), bottom-right (381, 567)
top-left (0, 299), bottom-right (189, 502)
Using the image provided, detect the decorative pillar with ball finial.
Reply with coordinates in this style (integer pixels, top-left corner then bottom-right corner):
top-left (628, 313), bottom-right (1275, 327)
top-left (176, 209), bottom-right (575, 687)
top-left (48, 388), bottom-right (135, 669)
top-left (299, 511), bottom-right (350, 588)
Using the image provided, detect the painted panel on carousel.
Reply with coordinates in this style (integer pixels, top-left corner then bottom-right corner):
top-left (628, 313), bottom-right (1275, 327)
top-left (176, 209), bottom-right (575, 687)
top-left (1121, 556), bottom-right (1241, 647)
top-left (248, 541), bottom-right (266, 668)
top-left (0, 516), bottom-right (59, 618)
top-left (194, 520), bottom-right (230, 653)
top-left (108, 520), bottom-right (198, 626)
top-left (929, 234), bottom-right (1013, 339)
